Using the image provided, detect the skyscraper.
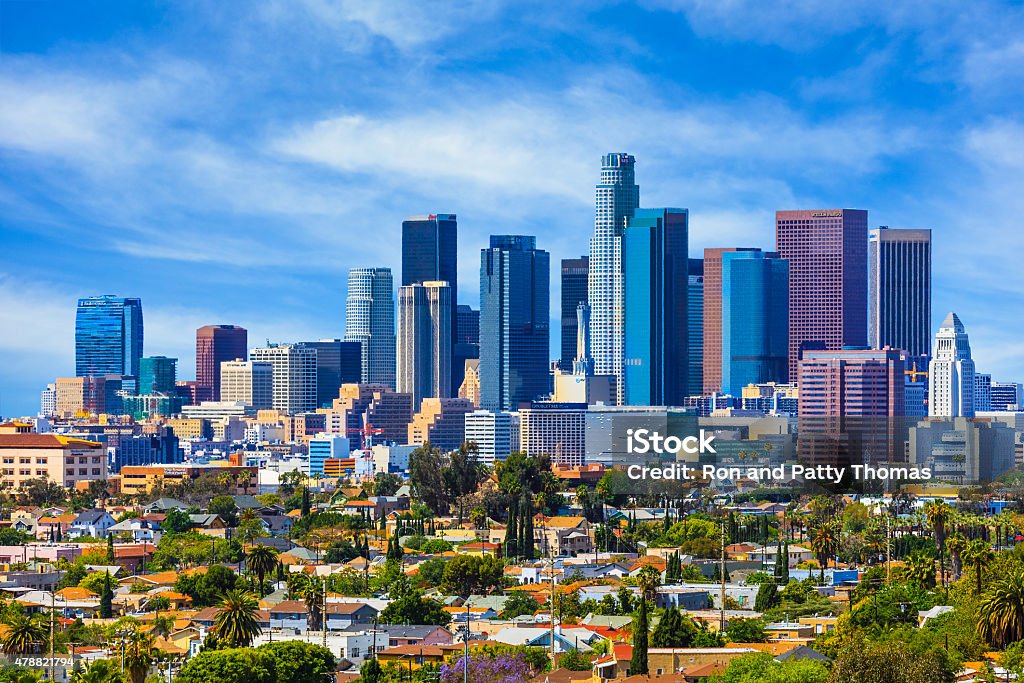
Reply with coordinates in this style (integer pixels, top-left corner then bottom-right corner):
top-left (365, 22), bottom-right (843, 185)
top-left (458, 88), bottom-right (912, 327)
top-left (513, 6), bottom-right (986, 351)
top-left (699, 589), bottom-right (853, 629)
top-left (480, 235), bottom-right (550, 411)
top-left (589, 153), bottom-right (640, 404)
top-left (454, 304), bottom-right (480, 393)
top-left (719, 251), bottom-right (789, 396)
top-left (195, 325), bottom-right (247, 402)
top-left (776, 209), bottom-right (868, 379)
top-left (975, 372), bottom-right (993, 413)
top-left (344, 267), bottom-right (396, 388)
top-left (687, 258), bottom-right (704, 398)
top-left (560, 256), bottom-right (589, 369)
top-left (219, 360), bottom-right (273, 409)
top-left (251, 344), bottom-right (318, 414)
top-left (991, 382), bottom-right (1024, 411)
top-left (75, 296), bottom-right (144, 378)
top-left (702, 248), bottom-right (759, 394)
top-left (397, 280), bottom-right (452, 406)
top-left (928, 312), bottom-right (976, 417)
top-left (139, 356), bottom-right (177, 394)
top-left (402, 214), bottom-right (458, 388)
top-left (301, 339), bottom-right (362, 407)
top-left (869, 227), bottom-right (932, 357)
top-left (622, 208), bottom-right (689, 406)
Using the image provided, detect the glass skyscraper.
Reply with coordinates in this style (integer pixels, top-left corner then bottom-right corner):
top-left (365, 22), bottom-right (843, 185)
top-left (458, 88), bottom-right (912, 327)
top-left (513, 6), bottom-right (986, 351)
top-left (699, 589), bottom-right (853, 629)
top-left (869, 227), bottom-right (932, 358)
top-left (720, 250), bottom-right (789, 396)
top-left (479, 236), bottom-right (550, 411)
top-left (397, 280), bottom-right (452, 406)
top-left (138, 356), bottom-right (177, 394)
top-left (560, 256), bottom-right (589, 369)
top-left (75, 295), bottom-right (143, 378)
top-left (196, 325), bottom-right (248, 402)
top-left (589, 154), bottom-right (639, 404)
top-left (344, 267), bottom-right (396, 388)
top-left (301, 339), bottom-right (363, 407)
top-left (622, 208), bottom-right (688, 406)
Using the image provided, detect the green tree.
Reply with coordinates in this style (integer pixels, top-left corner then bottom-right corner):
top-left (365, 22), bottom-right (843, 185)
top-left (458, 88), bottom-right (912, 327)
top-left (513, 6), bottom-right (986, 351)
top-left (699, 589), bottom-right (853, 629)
top-left (122, 631), bottom-right (156, 683)
top-left (754, 581), bottom-right (780, 612)
top-left (246, 545), bottom-right (279, 596)
top-left (725, 617), bottom-right (767, 643)
top-left (214, 590), bottom-right (262, 648)
top-left (720, 652), bottom-right (828, 683)
top-left (162, 509), bottom-right (193, 534)
top-left (440, 555), bottom-right (504, 596)
top-left (176, 641), bottom-right (335, 683)
top-left (978, 566), bottom-right (1024, 648)
top-left (557, 649), bottom-right (591, 671)
top-left (629, 565), bottom-right (660, 676)
top-left (0, 614), bottom-right (45, 655)
top-left (500, 592), bottom-right (540, 619)
top-left (378, 581), bottom-right (450, 626)
top-left (651, 607), bottom-right (697, 648)
top-left (99, 571), bottom-right (113, 619)
top-left (208, 496), bottom-right (238, 526)
top-left (829, 636), bottom-right (953, 683)
top-left (961, 539), bottom-right (995, 594)
top-left (69, 658), bottom-right (125, 683)
top-left (106, 535), bottom-right (115, 564)
top-left (359, 656), bottom-right (383, 683)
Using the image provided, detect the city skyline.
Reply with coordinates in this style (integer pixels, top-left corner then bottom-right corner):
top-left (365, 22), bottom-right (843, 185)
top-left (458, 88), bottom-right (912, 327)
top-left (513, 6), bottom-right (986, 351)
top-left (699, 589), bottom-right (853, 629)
top-left (4, 2), bottom-right (1024, 415)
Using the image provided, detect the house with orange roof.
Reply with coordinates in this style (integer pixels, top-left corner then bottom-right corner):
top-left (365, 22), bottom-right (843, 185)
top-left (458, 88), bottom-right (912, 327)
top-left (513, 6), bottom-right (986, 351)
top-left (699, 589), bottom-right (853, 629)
top-left (536, 516), bottom-right (593, 557)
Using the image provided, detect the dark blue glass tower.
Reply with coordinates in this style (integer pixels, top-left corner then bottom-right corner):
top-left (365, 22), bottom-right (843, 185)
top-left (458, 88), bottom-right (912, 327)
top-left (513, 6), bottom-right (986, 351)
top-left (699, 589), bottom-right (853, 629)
top-left (139, 356), bottom-right (177, 394)
top-left (622, 208), bottom-right (689, 406)
top-left (480, 236), bottom-right (550, 411)
top-left (75, 295), bottom-right (144, 378)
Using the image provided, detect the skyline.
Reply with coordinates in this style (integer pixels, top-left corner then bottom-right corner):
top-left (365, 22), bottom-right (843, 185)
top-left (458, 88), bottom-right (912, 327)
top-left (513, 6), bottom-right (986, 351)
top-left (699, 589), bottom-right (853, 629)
top-left (4, 1), bottom-right (1024, 416)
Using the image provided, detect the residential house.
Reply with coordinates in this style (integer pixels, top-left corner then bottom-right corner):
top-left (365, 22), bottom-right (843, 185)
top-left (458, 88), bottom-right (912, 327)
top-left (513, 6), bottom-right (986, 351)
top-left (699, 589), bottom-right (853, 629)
top-left (107, 519), bottom-right (161, 544)
top-left (375, 625), bottom-right (453, 648)
top-left (270, 600), bottom-right (309, 632)
top-left (537, 517), bottom-right (593, 557)
top-left (326, 602), bottom-right (378, 630)
top-left (67, 509), bottom-right (117, 539)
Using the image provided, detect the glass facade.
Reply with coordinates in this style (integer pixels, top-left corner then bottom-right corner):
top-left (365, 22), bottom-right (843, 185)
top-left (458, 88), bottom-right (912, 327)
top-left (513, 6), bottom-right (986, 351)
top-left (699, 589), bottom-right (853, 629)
top-left (138, 356), bottom-right (177, 394)
top-left (75, 295), bottom-right (143, 378)
top-left (560, 256), bottom-right (589, 369)
top-left (302, 339), bottom-right (363, 407)
top-left (344, 267), bottom-right (396, 388)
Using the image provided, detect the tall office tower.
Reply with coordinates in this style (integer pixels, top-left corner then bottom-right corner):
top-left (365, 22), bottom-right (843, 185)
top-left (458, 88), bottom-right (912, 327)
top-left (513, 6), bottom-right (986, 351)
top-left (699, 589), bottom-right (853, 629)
top-left (798, 348), bottom-right (907, 466)
top-left (301, 339), bottom-right (362, 407)
top-left (459, 359), bottom-right (481, 407)
top-left (518, 402), bottom-right (587, 467)
top-left (454, 304), bottom-right (480, 392)
top-left (480, 236), bottom-right (550, 411)
top-left (396, 281), bottom-right (452, 406)
top-left (975, 373), bottom-right (993, 413)
top-left (251, 344), bottom-right (318, 413)
top-left (195, 325), bottom-right (247, 402)
top-left (40, 384), bottom-right (56, 418)
top-left (928, 312), bottom-right (976, 417)
top-left (402, 214), bottom-right (458, 387)
top-left (869, 227), bottom-right (932, 357)
top-left (464, 410), bottom-right (520, 465)
top-left (719, 251), bottom-right (789, 396)
top-left (622, 208), bottom-right (689, 406)
top-left (560, 256), bottom-right (589, 369)
top-left (75, 295), bottom-right (144, 378)
top-left (687, 258), bottom-right (704, 397)
top-left (702, 248), bottom-right (759, 393)
top-left (407, 397), bottom-right (474, 452)
top-left (139, 356), bottom-right (177, 394)
top-left (589, 153), bottom-right (640, 404)
top-left (991, 382), bottom-right (1024, 411)
top-left (219, 360), bottom-right (273, 409)
top-left (776, 209), bottom-right (868, 379)
top-left (344, 267), bottom-right (396, 388)
top-left (332, 384), bottom-right (414, 448)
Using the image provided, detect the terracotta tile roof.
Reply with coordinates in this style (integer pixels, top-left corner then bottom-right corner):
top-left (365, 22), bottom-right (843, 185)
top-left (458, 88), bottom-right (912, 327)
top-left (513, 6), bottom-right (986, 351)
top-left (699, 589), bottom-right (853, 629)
top-left (542, 516), bottom-right (587, 528)
top-left (0, 434), bottom-right (103, 449)
top-left (55, 587), bottom-right (98, 600)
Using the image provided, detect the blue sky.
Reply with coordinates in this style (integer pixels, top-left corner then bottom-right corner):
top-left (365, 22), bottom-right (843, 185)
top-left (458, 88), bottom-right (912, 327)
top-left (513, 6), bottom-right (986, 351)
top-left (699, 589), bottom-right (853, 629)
top-left (2, 0), bottom-right (1024, 416)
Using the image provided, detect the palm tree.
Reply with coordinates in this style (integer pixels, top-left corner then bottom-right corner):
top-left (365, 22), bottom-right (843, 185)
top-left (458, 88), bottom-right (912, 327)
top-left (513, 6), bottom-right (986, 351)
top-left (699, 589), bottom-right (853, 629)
top-left (123, 631), bottom-right (157, 683)
top-left (808, 520), bottom-right (840, 583)
top-left (70, 658), bottom-right (125, 683)
top-left (945, 533), bottom-right (967, 580)
top-left (962, 539), bottom-right (996, 594)
top-left (0, 613), bottom-right (46, 655)
top-left (978, 567), bottom-right (1024, 648)
top-left (924, 501), bottom-right (951, 588)
top-left (246, 545), bottom-right (280, 596)
top-left (214, 589), bottom-right (263, 648)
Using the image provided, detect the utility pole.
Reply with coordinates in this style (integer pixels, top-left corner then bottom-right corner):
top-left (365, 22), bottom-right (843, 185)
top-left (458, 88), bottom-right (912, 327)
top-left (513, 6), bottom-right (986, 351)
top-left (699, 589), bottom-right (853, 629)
top-left (719, 519), bottom-right (726, 633)
top-left (886, 513), bottom-right (892, 582)
top-left (322, 577), bottom-right (328, 649)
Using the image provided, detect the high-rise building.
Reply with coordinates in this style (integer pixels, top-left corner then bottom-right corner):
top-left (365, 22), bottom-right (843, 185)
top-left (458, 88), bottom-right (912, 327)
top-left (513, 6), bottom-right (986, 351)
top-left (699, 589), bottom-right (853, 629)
top-left (75, 296), bottom-right (144, 378)
top-left (928, 312), bottom-right (976, 417)
top-left (459, 359), bottom-right (481, 408)
top-left (456, 305), bottom-right (479, 345)
top-left (308, 434), bottom-right (351, 477)
top-left (991, 382), bottom-right (1024, 411)
top-left (407, 397), bottom-right (473, 452)
top-left (480, 235), bottom-right (550, 411)
top-left (345, 267), bottom-right (396, 388)
top-left (776, 209), bottom-right (868, 379)
top-left (702, 248), bottom-right (760, 394)
top-left (402, 214), bottom-right (458, 388)
top-left (560, 256), bottom-right (589, 369)
top-left (975, 373), bottom-right (993, 413)
top-left (868, 228), bottom-right (932, 358)
top-left (464, 410), bottom-right (520, 465)
top-left (589, 153), bottom-right (640, 404)
top-left (687, 258), bottom-right (704, 398)
top-left (55, 376), bottom-right (117, 417)
top-left (251, 344), bottom-right (318, 414)
top-left (40, 384), bottom-right (56, 418)
top-left (519, 402), bottom-right (587, 467)
top-left (719, 250), bottom-right (788, 396)
top-left (195, 325), bottom-right (247, 402)
top-left (139, 356), bottom-right (177, 394)
top-left (220, 360), bottom-right (273, 409)
top-left (622, 208), bottom-right (689, 406)
top-left (331, 384), bottom-right (414, 448)
top-left (397, 281), bottom-right (452, 406)
top-left (115, 427), bottom-right (182, 473)
top-left (301, 339), bottom-right (362, 407)
top-left (552, 304), bottom-right (614, 405)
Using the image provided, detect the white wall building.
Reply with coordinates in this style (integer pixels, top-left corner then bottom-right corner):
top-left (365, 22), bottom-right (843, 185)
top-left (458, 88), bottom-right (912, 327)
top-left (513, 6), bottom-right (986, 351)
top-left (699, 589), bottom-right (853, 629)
top-left (464, 410), bottom-right (520, 465)
top-left (220, 360), bottom-right (273, 409)
top-left (928, 312), bottom-right (975, 417)
top-left (251, 344), bottom-right (318, 414)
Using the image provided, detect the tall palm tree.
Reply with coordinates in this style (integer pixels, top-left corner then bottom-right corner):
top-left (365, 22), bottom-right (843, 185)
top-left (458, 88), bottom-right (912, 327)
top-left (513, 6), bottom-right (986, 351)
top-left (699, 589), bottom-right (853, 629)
top-left (246, 545), bottom-right (280, 596)
top-left (978, 567), bottom-right (1024, 648)
top-left (945, 533), bottom-right (967, 580)
top-left (0, 613), bottom-right (46, 655)
top-left (214, 589), bottom-right (262, 648)
top-left (924, 501), bottom-right (951, 588)
top-left (123, 630), bottom-right (157, 683)
top-left (70, 658), bottom-right (125, 683)
top-left (962, 539), bottom-right (996, 594)
top-left (808, 520), bottom-right (840, 583)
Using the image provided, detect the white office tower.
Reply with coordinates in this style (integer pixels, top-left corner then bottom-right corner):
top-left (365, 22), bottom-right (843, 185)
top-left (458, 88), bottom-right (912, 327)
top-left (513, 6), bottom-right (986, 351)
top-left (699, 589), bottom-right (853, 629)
top-left (928, 312), bottom-right (976, 417)
top-left (588, 153), bottom-right (639, 405)
top-left (40, 384), bottom-right (56, 417)
top-left (396, 280), bottom-right (452, 406)
top-left (251, 344), bottom-right (317, 414)
top-left (220, 360), bottom-right (273, 409)
top-left (464, 410), bottom-right (520, 465)
top-left (345, 267), bottom-right (396, 388)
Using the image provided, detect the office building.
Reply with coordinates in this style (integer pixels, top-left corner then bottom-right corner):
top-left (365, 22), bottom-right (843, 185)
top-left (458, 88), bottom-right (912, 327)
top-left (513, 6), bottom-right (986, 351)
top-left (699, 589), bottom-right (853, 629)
top-left (454, 305), bottom-right (481, 392)
top-left (480, 235), bottom-right (550, 411)
top-left (464, 410), bottom-right (520, 465)
top-left (196, 325), bottom-right (248, 402)
top-left (688, 258), bottom-right (704, 398)
top-left (585, 406), bottom-right (698, 467)
top-left (560, 256), bottom-right (589, 369)
top-left (459, 359), bottom-right (481, 408)
top-left (309, 434), bottom-right (351, 477)
top-left (345, 267), bottom-right (396, 388)
top-left (407, 398), bottom-right (473, 452)
top-left (519, 402), bottom-right (587, 467)
top-left (301, 339), bottom-right (362, 407)
top-left (402, 214), bottom-right (458, 388)
top-left (868, 228), bottom-right (932, 357)
top-left (910, 417), bottom-right (1015, 484)
top-left (719, 250), bottom-right (788, 396)
top-left (589, 153), bottom-right (640, 404)
top-left (139, 356), bottom-right (177, 395)
top-left (776, 209), bottom-right (868, 379)
top-left (0, 434), bottom-right (106, 489)
top-left (740, 383), bottom-right (799, 416)
top-left (115, 427), bottom-right (182, 473)
top-left (397, 281), bottom-right (452, 406)
top-left (702, 248), bottom-right (760, 394)
top-left (552, 304), bottom-right (614, 405)
top-left (54, 376), bottom-right (124, 417)
top-left (992, 382), bottom-right (1024, 411)
top-left (331, 384), bottom-right (414, 448)
top-left (975, 373), bottom-right (993, 413)
top-left (121, 394), bottom-right (184, 420)
top-left (40, 384), bottom-right (56, 418)
top-left (220, 360), bottom-right (273, 409)
top-left (251, 344), bottom-right (318, 414)
top-left (75, 295), bottom-right (143, 378)
top-left (928, 312), bottom-right (976, 417)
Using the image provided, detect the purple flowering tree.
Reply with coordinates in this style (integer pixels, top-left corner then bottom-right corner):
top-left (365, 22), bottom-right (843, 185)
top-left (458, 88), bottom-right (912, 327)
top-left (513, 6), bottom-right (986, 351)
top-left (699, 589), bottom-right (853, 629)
top-left (440, 653), bottom-right (535, 683)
